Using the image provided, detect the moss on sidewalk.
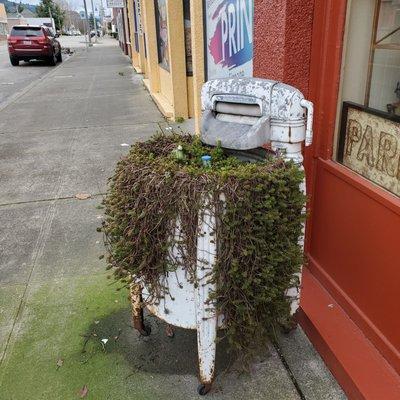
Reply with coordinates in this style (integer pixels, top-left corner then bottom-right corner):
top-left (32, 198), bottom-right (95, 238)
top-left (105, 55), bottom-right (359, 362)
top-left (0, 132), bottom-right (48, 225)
top-left (0, 274), bottom-right (162, 400)
top-left (0, 273), bottom-right (303, 400)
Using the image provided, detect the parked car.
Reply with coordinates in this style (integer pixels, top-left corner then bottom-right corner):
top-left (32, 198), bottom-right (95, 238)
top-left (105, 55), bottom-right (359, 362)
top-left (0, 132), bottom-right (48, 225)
top-left (7, 25), bottom-right (62, 66)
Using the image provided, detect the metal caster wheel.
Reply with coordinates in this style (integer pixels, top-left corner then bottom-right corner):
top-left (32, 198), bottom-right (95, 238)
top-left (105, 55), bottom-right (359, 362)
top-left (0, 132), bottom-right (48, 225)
top-left (165, 324), bottom-right (174, 338)
top-left (139, 324), bottom-right (151, 336)
top-left (282, 321), bottom-right (298, 334)
top-left (279, 315), bottom-right (298, 334)
top-left (197, 383), bottom-right (212, 396)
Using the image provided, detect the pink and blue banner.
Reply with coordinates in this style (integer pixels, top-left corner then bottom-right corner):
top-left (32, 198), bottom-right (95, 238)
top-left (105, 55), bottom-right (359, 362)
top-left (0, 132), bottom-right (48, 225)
top-left (205, 0), bottom-right (253, 79)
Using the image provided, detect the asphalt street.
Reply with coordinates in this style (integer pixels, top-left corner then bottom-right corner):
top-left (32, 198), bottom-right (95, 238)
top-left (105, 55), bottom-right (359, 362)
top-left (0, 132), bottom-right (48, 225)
top-left (0, 36), bottom-right (93, 108)
top-left (0, 39), bottom-right (55, 106)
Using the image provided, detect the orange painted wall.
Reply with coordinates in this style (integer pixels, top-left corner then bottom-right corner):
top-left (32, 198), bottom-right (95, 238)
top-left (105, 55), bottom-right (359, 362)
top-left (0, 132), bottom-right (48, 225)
top-left (253, 0), bottom-right (314, 95)
top-left (309, 160), bottom-right (400, 372)
top-left (254, 0), bottom-right (400, 396)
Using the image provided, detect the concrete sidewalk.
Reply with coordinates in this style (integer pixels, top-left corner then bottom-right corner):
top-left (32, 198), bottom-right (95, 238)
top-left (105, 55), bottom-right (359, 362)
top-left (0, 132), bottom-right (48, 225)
top-left (0, 38), bottom-right (346, 400)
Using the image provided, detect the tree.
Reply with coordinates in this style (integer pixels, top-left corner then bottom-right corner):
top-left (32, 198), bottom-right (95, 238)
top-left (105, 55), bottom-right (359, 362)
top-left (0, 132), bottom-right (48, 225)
top-left (88, 12), bottom-right (95, 30)
top-left (17, 2), bottom-right (25, 14)
top-left (36, 0), bottom-right (65, 30)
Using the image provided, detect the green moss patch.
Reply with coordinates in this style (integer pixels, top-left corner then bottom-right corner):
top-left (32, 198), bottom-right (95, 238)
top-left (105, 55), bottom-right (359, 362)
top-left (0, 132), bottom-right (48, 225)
top-left (0, 285), bottom-right (26, 356)
top-left (0, 273), bottom-right (302, 400)
top-left (0, 274), bottom-right (159, 400)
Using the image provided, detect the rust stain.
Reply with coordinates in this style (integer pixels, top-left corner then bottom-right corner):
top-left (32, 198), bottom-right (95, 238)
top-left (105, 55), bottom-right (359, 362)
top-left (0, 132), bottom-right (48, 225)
top-left (198, 356), bottom-right (215, 383)
top-left (130, 283), bottom-right (149, 335)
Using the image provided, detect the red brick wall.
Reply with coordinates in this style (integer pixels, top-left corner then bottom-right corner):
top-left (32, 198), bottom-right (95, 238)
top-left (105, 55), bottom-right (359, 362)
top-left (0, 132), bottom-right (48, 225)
top-left (253, 0), bottom-right (314, 96)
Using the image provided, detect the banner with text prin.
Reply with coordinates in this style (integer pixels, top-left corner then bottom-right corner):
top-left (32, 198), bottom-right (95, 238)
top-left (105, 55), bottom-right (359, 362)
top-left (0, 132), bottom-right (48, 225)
top-left (204, 0), bottom-right (254, 80)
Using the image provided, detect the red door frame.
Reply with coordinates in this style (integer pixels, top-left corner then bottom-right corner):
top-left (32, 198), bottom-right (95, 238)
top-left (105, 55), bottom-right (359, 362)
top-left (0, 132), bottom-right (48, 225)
top-left (300, 1), bottom-right (400, 398)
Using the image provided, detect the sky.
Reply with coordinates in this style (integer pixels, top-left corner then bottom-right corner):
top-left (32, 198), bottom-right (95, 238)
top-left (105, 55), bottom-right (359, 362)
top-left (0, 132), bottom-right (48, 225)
top-left (16, 0), bottom-right (40, 4)
top-left (17, 0), bottom-right (110, 14)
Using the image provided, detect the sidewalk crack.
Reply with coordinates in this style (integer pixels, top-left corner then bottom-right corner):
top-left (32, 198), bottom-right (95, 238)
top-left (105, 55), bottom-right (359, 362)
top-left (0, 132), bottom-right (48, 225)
top-left (273, 340), bottom-right (307, 400)
top-left (0, 193), bottom-right (105, 208)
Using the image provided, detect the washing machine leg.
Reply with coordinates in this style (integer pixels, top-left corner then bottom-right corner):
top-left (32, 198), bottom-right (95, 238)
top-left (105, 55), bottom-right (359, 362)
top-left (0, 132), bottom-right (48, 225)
top-left (195, 199), bottom-right (217, 395)
top-left (286, 167), bottom-right (306, 319)
top-left (130, 283), bottom-right (150, 336)
top-left (195, 294), bottom-right (217, 395)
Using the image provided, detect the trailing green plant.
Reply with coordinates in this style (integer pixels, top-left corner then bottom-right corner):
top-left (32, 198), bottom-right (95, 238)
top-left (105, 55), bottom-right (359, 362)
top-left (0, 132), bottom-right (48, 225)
top-left (100, 132), bottom-right (306, 362)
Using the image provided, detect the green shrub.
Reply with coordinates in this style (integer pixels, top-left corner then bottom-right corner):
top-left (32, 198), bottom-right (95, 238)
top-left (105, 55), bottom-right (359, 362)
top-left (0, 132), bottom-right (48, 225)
top-left (101, 132), bottom-right (306, 361)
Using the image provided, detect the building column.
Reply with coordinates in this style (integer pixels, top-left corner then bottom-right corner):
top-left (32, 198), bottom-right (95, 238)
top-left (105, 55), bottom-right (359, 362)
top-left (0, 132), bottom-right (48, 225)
top-left (166, 1), bottom-right (188, 120)
top-left (138, 0), bottom-right (147, 75)
top-left (141, 0), bottom-right (160, 93)
top-left (253, 0), bottom-right (314, 96)
top-left (127, 0), bottom-right (139, 67)
top-left (190, 0), bottom-right (205, 134)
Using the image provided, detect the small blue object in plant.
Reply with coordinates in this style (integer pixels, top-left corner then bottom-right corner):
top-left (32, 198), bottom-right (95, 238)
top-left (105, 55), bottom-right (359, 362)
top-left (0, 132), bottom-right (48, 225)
top-left (201, 155), bottom-right (212, 167)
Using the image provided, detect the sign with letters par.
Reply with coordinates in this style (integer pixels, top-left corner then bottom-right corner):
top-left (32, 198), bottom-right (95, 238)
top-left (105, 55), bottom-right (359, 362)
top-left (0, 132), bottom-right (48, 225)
top-left (106, 0), bottom-right (124, 8)
top-left (338, 102), bottom-right (400, 197)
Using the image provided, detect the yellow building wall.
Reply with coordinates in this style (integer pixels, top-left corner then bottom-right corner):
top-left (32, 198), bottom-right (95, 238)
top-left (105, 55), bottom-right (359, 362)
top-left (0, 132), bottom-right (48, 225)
top-left (127, 0), bottom-right (204, 124)
top-left (142, 0), bottom-right (160, 94)
top-left (126, 0), bottom-right (140, 70)
top-left (159, 66), bottom-right (173, 105)
top-left (127, 0), bottom-right (146, 74)
top-left (0, 3), bottom-right (7, 39)
top-left (190, 0), bottom-right (205, 133)
top-left (166, 0), bottom-right (188, 120)
top-left (0, 4), bottom-right (6, 21)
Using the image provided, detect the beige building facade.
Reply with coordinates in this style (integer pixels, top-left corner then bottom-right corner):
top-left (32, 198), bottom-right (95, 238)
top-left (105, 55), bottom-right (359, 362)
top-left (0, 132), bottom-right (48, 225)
top-left (0, 4), bottom-right (8, 40)
top-left (127, 0), bottom-right (205, 128)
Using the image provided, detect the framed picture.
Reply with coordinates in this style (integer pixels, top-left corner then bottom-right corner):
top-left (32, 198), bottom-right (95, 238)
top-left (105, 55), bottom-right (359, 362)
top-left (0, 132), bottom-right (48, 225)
top-left (337, 101), bottom-right (400, 197)
top-left (203, 0), bottom-right (254, 80)
top-left (154, 0), bottom-right (169, 71)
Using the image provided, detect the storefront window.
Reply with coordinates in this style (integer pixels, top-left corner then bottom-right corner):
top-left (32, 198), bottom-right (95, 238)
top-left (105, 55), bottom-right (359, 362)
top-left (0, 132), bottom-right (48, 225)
top-left (133, 0), bottom-right (139, 52)
top-left (367, 0), bottom-right (400, 113)
top-left (339, 0), bottom-right (400, 113)
top-left (154, 0), bottom-right (170, 71)
top-left (336, 0), bottom-right (400, 197)
top-left (183, 0), bottom-right (193, 76)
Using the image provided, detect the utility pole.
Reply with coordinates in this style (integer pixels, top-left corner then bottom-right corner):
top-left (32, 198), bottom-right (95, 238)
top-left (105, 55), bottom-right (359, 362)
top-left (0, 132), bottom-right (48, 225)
top-left (48, 6), bottom-right (55, 31)
top-left (90, 0), bottom-right (98, 43)
top-left (82, 0), bottom-right (92, 47)
top-left (99, 0), bottom-right (105, 36)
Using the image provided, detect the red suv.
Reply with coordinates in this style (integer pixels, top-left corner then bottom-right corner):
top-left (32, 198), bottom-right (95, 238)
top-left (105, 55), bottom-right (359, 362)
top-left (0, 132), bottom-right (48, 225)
top-left (7, 25), bottom-right (62, 66)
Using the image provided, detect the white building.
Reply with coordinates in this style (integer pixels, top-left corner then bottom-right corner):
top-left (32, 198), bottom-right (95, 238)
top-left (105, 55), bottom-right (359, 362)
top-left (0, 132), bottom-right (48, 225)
top-left (26, 18), bottom-right (56, 31)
